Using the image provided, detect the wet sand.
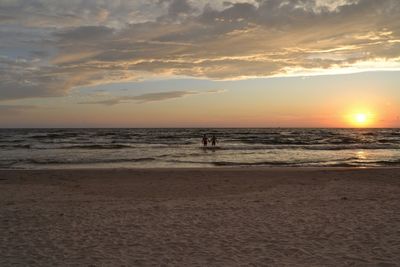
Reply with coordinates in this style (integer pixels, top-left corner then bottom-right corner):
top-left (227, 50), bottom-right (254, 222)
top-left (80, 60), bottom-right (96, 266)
top-left (1, 168), bottom-right (400, 266)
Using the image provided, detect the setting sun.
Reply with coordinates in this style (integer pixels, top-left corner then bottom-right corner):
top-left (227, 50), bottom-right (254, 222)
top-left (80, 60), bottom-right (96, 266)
top-left (348, 112), bottom-right (375, 127)
top-left (355, 113), bottom-right (367, 124)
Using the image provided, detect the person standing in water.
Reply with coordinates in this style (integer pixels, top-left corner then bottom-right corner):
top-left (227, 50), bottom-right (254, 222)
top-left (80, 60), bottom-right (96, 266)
top-left (210, 135), bottom-right (217, 147)
top-left (202, 134), bottom-right (208, 147)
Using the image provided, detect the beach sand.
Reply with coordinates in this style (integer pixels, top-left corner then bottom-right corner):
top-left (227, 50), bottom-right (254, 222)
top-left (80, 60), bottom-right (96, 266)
top-left (0, 168), bottom-right (399, 266)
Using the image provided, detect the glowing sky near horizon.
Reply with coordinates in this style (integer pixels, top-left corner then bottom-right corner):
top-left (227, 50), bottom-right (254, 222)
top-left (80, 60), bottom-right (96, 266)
top-left (0, 0), bottom-right (400, 127)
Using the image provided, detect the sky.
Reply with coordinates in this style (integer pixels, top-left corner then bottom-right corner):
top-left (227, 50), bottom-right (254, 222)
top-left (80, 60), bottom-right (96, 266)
top-left (0, 0), bottom-right (399, 127)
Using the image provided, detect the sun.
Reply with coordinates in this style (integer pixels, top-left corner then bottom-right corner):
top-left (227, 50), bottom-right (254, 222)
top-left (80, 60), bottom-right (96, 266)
top-left (345, 108), bottom-right (375, 127)
top-left (355, 113), bottom-right (367, 124)
top-left (349, 112), bottom-right (374, 127)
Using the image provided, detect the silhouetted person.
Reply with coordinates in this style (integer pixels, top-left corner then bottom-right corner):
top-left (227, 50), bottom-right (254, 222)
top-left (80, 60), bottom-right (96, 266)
top-left (202, 134), bottom-right (208, 147)
top-left (210, 135), bottom-right (217, 146)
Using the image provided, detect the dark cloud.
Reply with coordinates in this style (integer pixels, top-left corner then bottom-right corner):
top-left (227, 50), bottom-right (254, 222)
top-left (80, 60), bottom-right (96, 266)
top-left (79, 89), bottom-right (225, 105)
top-left (131, 90), bottom-right (197, 103)
top-left (79, 91), bottom-right (196, 105)
top-left (164, 0), bottom-right (197, 19)
top-left (0, 0), bottom-right (400, 100)
top-left (0, 0), bottom-right (164, 27)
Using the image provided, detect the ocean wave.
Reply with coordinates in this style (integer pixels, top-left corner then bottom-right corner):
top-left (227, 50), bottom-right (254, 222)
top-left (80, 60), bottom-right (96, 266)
top-left (0, 139), bottom-right (25, 143)
top-left (0, 144), bottom-right (31, 149)
top-left (321, 161), bottom-right (400, 167)
top-left (23, 157), bottom-right (156, 165)
top-left (303, 144), bottom-right (399, 150)
top-left (195, 144), bottom-right (400, 151)
top-left (166, 158), bottom-right (358, 167)
top-left (372, 159), bottom-right (400, 166)
top-left (212, 161), bottom-right (291, 166)
top-left (2, 143), bottom-right (399, 151)
top-left (210, 159), bottom-right (345, 166)
top-left (62, 144), bottom-right (134, 149)
top-left (0, 160), bottom-right (18, 168)
top-left (29, 133), bottom-right (79, 139)
top-left (320, 163), bottom-right (359, 167)
top-left (233, 139), bottom-right (312, 145)
top-left (212, 159), bottom-right (400, 167)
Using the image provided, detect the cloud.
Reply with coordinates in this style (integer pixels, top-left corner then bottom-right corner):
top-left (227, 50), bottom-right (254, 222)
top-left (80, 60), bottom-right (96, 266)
top-left (158, 0), bottom-right (198, 21)
top-left (1, 0), bottom-right (400, 100)
top-left (79, 89), bottom-right (225, 105)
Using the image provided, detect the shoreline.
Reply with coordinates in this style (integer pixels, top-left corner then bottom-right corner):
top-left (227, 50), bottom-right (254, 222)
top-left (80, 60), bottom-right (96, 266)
top-left (2, 165), bottom-right (400, 171)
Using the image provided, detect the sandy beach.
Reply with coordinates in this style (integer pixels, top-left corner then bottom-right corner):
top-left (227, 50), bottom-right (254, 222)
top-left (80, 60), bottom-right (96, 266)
top-left (0, 168), bottom-right (399, 266)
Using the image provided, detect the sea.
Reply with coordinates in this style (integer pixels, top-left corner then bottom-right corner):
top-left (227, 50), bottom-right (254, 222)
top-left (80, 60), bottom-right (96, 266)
top-left (0, 128), bottom-right (399, 169)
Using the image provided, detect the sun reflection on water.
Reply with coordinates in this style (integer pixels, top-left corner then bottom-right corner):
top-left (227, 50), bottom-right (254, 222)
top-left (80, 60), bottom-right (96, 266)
top-left (356, 150), bottom-right (367, 160)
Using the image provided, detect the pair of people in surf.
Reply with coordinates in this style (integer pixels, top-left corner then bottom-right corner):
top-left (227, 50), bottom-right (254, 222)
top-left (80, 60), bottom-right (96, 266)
top-left (202, 134), bottom-right (217, 147)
